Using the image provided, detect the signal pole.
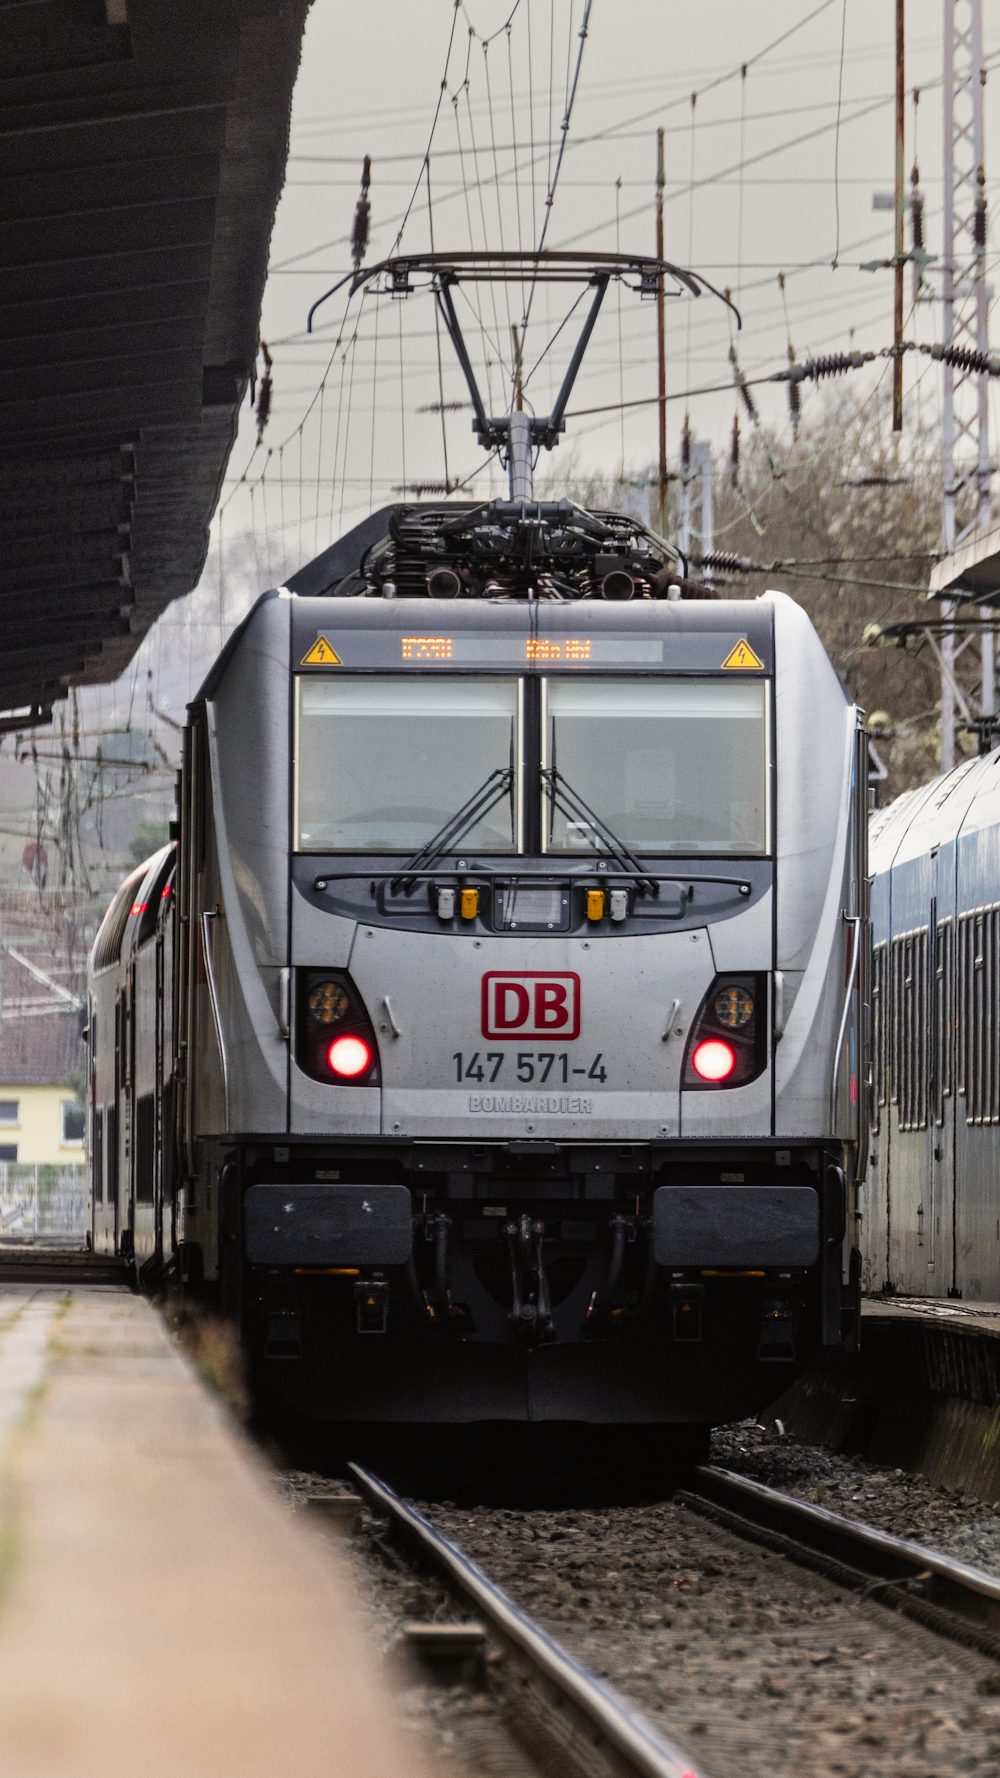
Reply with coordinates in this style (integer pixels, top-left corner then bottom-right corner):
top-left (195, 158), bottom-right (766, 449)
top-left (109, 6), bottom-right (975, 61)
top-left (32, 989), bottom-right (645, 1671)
top-left (940, 0), bottom-right (991, 768)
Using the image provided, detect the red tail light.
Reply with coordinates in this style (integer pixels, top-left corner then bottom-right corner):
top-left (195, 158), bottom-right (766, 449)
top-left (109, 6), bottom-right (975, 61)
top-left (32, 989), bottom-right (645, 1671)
top-left (297, 969), bottom-right (381, 1085)
top-left (327, 1035), bottom-right (373, 1078)
top-left (691, 1039), bottom-right (736, 1081)
top-left (682, 974), bottom-right (766, 1090)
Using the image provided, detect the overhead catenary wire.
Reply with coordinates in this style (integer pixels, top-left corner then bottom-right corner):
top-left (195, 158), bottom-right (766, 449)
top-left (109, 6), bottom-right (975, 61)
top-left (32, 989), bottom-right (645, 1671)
top-left (208, 0), bottom-right (1000, 628)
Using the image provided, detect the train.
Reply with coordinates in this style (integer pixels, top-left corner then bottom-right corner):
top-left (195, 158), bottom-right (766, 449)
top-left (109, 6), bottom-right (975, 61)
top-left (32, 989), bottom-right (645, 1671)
top-left (86, 495), bottom-right (867, 1441)
top-left (864, 749), bottom-right (1000, 1301)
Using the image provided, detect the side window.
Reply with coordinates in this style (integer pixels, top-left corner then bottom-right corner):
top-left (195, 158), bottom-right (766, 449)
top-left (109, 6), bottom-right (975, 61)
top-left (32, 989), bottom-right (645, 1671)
top-left (93, 869), bottom-right (144, 972)
top-left (0, 1102), bottom-right (18, 1126)
top-left (871, 942), bottom-right (886, 1131)
top-left (92, 1108), bottom-right (104, 1206)
top-left (890, 925), bottom-right (929, 1131)
top-left (137, 853), bottom-right (175, 948)
top-left (933, 918), bottom-right (953, 1127)
top-left (957, 903), bottom-right (1000, 1125)
top-left (134, 1094), bottom-right (155, 1205)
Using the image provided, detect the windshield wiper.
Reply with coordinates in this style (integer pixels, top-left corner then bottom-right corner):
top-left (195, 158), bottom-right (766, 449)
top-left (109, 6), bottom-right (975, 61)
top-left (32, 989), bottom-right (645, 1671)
top-left (540, 766), bottom-right (658, 897)
top-left (391, 768), bottom-right (515, 894)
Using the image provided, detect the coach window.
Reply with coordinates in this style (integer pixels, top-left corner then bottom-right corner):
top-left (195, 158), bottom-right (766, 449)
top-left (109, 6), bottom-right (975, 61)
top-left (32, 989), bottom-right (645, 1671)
top-left (541, 677), bottom-right (769, 856)
top-left (296, 676), bottom-right (519, 853)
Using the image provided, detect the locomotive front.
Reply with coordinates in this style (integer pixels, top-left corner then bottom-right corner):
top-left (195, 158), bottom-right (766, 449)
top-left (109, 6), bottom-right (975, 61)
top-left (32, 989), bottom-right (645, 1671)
top-left (170, 502), bottom-right (865, 1434)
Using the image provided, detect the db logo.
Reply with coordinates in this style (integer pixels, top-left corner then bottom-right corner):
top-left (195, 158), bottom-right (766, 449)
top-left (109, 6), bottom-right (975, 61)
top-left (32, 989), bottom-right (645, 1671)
top-left (481, 972), bottom-right (580, 1040)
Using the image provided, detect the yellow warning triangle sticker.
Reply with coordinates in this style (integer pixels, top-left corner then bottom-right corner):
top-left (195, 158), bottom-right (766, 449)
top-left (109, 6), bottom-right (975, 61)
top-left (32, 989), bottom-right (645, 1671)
top-left (720, 638), bottom-right (764, 670)
top-left (300, 635), bottom-right (343, 666)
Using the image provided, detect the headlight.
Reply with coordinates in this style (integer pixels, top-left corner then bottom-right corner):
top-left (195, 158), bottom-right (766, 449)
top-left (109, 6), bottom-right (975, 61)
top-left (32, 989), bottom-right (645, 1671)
top-left (714, 986), bottom-right (754, 1028)
top-left (308, 980), bottom-right (350, 1025)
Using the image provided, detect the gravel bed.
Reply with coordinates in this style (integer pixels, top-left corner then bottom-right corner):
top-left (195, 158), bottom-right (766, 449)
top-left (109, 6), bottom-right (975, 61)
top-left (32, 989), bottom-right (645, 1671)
top-left (280, 1471), bottom-right (543, 1778)
top-left (711, 1419), bottom-right (1000, 1578)
top-left (419, 1492), bottom-right (1000, 1778)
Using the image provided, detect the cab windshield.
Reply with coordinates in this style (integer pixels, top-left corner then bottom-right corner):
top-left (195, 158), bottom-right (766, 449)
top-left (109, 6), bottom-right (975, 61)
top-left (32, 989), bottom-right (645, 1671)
top-left (295, 672), bottom-right (769, 857)
top-left (296, 676), bottom-right (518, 853)
top-left (542, 677), bottom-right (769, 855)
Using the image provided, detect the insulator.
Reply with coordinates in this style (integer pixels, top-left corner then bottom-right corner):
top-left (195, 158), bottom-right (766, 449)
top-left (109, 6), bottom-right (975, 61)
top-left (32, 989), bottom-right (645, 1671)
top-left (787, 345), bottom-right (800, 438)
top-left (255, 342), bottom-right (272, 441)
top-left (728, 342), bottom-right (758, 423)
top-left (729, 414), bottom-right (739, 488)
top-left (351, 156), bottom-right (372, 268)
top-left (699, 551), bottom-right (747, 574)
top-left (810, 353), bottom-right (854, 380)
top-left (975, 194), bottom-right (987, 252)
top-left (255, 376), bottom-right (271, 440)
top-left (351, 197), bottom-right (370, 269)
top-left (911, 192), bottom-right (924, 252)
top-left (926, 342), bottom-right (1000, 376)
top-left (681, 418), bottom-right (691, 471)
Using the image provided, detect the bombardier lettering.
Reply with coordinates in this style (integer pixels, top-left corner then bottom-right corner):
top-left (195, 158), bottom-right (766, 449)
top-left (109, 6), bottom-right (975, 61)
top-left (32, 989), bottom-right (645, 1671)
top-left (468, 1094), bottom-right (594, 1115)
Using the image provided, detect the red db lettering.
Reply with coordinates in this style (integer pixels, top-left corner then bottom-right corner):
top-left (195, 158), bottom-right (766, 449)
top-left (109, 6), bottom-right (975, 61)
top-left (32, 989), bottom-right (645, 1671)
top-left (481, 972), bottom-right (581, 1040)
top-left (535, 981), bottom-right (568, 1029)
top-left (494, 981), bottom-right (530, 1029)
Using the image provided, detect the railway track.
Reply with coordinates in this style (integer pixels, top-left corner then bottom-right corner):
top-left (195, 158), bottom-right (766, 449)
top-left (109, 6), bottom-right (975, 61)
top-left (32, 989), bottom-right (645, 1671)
top-left (349, 1462), bottom-right (705, 1778)
top-left (681, 1466), bottom-right (1000, 1662)
top-left (324, 1457), bottom-right (1000, 1778)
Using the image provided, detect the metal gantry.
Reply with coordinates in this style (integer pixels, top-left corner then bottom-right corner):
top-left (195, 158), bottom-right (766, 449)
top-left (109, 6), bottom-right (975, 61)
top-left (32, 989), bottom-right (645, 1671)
top-left (939, 0), bottom-right (992, 767)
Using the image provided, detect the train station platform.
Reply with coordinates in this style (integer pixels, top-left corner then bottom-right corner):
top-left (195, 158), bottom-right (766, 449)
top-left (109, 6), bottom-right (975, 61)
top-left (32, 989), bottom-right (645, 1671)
top-left (0, 1282), bottom-right (427, 1778)
top-left (769, 1295), bottom-right (1000, 1504)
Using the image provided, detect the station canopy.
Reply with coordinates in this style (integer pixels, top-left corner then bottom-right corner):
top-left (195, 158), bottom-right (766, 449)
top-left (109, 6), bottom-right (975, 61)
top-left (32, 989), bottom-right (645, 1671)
top-left (928, 521), bottom-right (1000, 606)
top-left (0, 0), bottom-right (310, 729)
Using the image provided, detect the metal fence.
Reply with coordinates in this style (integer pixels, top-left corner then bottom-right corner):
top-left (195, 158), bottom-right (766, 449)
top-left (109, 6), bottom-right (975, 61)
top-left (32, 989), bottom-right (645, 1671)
top-left (0, 1163), bottom-right (87, 1248)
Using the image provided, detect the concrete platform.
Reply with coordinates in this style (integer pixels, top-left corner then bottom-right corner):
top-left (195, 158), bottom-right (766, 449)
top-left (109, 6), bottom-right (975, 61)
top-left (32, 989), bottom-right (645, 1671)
top-left (862, 1295), bottom-right (1000, 1338)
top-left (766, 1296), bottom-right (1000, 1502)
top-left (0, 1285), bottom-right (428, 1777)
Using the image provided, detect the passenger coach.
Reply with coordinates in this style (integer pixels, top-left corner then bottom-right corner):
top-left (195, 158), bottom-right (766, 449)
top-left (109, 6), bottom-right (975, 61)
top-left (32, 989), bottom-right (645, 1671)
top-left (865, 750), bottom-right (1000, 1301)
top-left (87, 500), bottom-right (866, 1437)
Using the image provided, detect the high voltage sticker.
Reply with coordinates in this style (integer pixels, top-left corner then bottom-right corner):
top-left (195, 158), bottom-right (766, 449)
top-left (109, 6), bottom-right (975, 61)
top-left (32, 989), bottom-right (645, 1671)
top-left (720, 638), bottom-right (764, 670)
top-left (300, 636), bottom-right (343, 666)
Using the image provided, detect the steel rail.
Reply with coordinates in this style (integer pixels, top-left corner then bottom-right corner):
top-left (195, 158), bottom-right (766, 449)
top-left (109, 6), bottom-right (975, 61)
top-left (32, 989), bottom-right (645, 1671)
top-left (684, 1465), bottom-right (1000, 1653)
top-left (348, 1463), bottom-right (706, 1778)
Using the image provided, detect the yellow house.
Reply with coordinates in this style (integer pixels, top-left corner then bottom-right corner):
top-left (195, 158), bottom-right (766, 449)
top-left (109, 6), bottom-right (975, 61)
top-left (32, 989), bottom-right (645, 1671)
top-left (0, 1009), bottom-right (86, 1167)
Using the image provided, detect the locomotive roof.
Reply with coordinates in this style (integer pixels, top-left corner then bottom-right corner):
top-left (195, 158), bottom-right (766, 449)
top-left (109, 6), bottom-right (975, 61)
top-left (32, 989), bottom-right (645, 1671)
top-left (194, 501), bottom-right (779, 700)
top-left (194, 586), bottom-right (775, 702)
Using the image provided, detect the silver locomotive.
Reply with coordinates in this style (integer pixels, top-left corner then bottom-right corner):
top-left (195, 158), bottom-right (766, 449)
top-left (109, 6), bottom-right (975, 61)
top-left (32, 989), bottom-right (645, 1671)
top-left (87, 497), bottom-right (866, 1437)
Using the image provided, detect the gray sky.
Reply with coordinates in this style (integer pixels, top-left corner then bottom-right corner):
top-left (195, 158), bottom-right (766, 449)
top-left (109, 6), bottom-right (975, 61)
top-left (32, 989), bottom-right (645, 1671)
top-left (72, 1), bottom-right (1000, 737)
top-left (5, 2), bottom-right (1000, 881)
top-left (208, 0), bottom-right (1000, 585)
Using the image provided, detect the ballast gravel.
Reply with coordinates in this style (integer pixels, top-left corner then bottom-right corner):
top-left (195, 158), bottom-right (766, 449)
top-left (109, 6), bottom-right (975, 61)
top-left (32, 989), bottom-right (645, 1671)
top-left (420, 1492), bottom-right (1000, 1778)
top-left (712, 1418), bottom-right (1000, 1578)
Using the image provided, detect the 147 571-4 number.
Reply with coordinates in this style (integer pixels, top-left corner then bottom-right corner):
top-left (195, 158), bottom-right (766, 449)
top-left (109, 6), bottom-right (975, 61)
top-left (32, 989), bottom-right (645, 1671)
top-left (453, 1051), bottom-right (606, 1085)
